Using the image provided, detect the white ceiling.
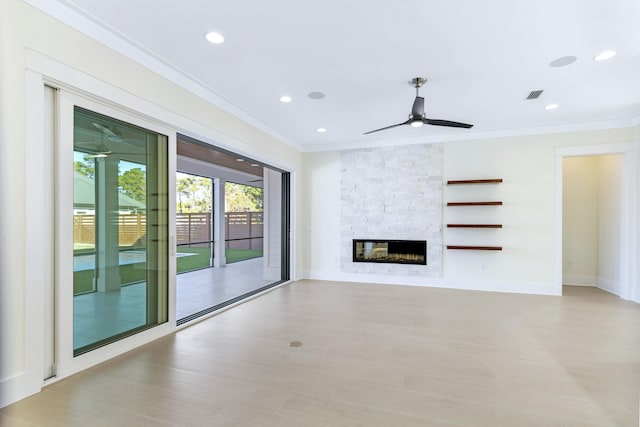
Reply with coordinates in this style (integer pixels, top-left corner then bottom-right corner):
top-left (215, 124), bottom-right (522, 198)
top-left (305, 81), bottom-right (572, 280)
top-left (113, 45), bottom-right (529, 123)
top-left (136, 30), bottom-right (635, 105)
top-left (39, 0), bottom-right (640, 150)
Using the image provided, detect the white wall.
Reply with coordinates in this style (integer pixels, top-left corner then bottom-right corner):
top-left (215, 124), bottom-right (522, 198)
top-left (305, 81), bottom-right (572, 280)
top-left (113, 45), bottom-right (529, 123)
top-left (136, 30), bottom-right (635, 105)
top-left (304, 128), bottom-right (637, 295)
top-left (597, 155), bottom-right (623, 294)
top-left (0, 0), bottom-right (303, 407)
top-left (303, 151), bottom-right (342, 278)
top-left (562, 156), bottom-right (598, 285)
top-left (634, 125), bottom-right (640, 302)
top-left (442, 135), bottom-right (556, 292)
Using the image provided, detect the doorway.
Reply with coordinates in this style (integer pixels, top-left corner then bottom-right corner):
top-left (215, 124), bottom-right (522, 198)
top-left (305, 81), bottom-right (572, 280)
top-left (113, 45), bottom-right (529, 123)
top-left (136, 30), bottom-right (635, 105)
top-left (175, 135), bottom-right (290, 323)
top-left (556, 144), bottom-right (636, 300)
top-left (562, 155), bottom-right (622, 294)
top-left (48, 89), bottom-right (175, 378)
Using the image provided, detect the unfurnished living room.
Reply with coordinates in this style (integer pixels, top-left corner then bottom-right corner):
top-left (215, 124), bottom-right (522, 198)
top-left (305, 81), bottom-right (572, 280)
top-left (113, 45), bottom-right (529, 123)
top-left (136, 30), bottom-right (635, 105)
top-left (1, 0), bottom-right (640, 425)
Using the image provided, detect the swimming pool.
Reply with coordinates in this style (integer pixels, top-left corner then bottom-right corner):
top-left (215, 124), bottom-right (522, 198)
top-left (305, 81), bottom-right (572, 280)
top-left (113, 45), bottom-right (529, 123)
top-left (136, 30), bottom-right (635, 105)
top-left (73, 251), bottom-right (194, 272)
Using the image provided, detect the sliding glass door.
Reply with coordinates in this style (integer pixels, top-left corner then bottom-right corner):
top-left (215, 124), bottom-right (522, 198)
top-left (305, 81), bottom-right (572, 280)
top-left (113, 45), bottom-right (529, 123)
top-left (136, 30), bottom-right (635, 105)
top-left (175, 135), bottom-right (290, 322)
top-left (71, 106), bottom-right (169, 355)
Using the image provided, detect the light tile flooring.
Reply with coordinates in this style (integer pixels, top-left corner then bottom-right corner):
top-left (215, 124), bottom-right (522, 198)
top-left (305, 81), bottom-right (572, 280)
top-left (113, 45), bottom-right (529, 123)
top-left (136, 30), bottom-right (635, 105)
top-left (4, 282), bottom-right (640, 426)
top-left (73, 258), bottom-right (272, 349)
top-left (176, 257), bottom-right (272, 320)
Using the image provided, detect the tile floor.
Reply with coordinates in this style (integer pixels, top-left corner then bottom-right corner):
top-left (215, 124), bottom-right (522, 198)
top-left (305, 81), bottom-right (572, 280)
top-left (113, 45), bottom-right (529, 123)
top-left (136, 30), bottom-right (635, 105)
top-left (5, 282), bottom-right (640, 426)
top-left (176, 257), bottom-right (273, 320)
top-left (74, 258), bottom-right (273, 349)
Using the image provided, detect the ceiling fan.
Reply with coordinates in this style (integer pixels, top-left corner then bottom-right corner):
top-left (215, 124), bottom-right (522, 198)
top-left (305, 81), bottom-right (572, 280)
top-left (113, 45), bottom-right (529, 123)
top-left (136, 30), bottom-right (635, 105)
top-left (81, 122), bottom-right (144, 159)
top-left (364, 77), bottom-right (473, 135)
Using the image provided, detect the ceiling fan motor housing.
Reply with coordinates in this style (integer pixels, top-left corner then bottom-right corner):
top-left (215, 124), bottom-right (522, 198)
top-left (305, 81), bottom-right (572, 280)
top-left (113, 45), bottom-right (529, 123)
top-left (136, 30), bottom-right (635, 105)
top-left (409, 77), bottom-right (427, 88)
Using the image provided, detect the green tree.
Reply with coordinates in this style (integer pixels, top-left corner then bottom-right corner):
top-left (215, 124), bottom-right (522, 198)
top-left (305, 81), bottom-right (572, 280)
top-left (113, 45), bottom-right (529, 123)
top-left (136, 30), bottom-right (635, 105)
top-left (244, 186), bottom-right (264, 211)
top-left (225, 182), bottom-right (263, 212)
top-left (74, 156), bottom-right (95, 178)
top-left (119, 168), bottom-right (146, 203)
top-left (176, 174), bottom-right (212, 213)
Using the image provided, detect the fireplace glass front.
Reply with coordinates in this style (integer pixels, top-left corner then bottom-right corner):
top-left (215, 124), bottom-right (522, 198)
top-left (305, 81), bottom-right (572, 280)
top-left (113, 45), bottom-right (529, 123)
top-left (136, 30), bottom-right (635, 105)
top-left (352, 239), bottom-right (426, 265)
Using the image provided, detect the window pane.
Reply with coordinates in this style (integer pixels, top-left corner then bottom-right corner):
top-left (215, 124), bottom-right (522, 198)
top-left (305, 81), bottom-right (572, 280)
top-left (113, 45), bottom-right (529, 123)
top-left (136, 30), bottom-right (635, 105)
top-left (225, 182), bottom-right (264, 263)
top-left (176, 172), bottom-right (213, 273)
top-left (73, 107), bottom-right (168, 355)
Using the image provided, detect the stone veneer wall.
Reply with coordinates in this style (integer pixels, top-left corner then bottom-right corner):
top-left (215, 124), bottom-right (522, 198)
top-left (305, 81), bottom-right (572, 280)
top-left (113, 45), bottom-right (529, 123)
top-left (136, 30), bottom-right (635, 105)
top-left (340, 143), bottom-right (443, 276)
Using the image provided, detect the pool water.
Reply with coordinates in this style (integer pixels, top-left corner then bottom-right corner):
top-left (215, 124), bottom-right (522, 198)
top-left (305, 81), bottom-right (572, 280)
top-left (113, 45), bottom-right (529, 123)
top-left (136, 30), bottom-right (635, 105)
top-left (74, 251), bottom-right (194, 272)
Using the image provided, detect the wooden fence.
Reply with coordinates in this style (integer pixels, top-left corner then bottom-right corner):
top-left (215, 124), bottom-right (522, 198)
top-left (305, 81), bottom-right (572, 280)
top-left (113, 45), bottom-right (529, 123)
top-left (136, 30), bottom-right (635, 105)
top-left (226, 212), bottom-right (264, 250)
top-left (176, 212), bottom-right (211, 244)
top-left (74, 213), bottom-right (146, 247)
top-left (73, 212), bottom-right (263, 249)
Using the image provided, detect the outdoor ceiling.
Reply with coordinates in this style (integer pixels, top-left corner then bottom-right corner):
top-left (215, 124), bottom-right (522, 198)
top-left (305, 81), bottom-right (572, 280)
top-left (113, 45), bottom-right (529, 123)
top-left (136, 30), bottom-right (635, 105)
top-left (44, 0), bottom-right (640, 150)
top-left (177, 136), bottom-right (264, 178)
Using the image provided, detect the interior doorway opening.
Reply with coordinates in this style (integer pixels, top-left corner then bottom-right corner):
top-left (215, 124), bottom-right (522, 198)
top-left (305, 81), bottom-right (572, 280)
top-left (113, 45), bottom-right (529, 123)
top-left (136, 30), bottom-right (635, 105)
top-left (557, 143), bottom-right (636, 302)
top-left (562, 155), bottom-right (623, 295)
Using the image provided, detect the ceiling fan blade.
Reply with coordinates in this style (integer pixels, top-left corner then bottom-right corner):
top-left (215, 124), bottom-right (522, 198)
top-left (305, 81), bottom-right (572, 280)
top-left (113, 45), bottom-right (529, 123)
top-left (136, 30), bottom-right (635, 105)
top-left (424, 118), bottom-right (473, 129)
top-left (92, 122), bottom-right (123, 141)
top-left (411, 96), bottom-right (425, 117)
top-left (363, 119), bottom-right (411, 135)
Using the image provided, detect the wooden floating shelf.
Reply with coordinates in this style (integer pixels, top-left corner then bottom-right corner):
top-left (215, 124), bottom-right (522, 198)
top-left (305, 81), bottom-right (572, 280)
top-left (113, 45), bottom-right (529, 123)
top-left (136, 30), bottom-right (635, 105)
top-left (447, 224), bottom-right (502, 228)
top-left (447, 245), bottom-right (503, 251)
top-left (447, 179), bottom-right (503, 185)
top-left (447, 201), bottom-right (503, 206)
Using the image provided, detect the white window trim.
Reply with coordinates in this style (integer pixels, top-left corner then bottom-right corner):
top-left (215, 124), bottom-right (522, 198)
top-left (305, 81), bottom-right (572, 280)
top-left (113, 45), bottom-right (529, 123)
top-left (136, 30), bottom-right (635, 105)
top-left (54, 91), bottom-right (177, 378)
top-left (16, 49), bottom-right (296, 407)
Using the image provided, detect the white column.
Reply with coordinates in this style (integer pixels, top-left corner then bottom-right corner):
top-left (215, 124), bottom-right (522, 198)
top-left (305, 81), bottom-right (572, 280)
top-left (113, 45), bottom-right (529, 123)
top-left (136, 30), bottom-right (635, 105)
top-left (94, 156), bottom-right (122, 292)
top-left (213, 178), bottom-right (226, 267)
top-left (263, 169), bottom-right (281, 280)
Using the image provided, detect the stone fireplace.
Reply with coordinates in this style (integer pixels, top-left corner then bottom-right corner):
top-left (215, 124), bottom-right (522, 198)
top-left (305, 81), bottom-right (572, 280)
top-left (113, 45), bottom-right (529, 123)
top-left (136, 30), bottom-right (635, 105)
top-left (340, 143), bottom-right (442, 277)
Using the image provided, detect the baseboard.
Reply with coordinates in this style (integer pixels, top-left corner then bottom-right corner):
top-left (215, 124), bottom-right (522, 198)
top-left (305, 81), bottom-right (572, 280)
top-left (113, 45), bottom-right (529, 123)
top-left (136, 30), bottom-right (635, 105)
top-left (0, 372), bottom-right (41, 409)
top-left (306, 271), bottom-right (560, 296)
top-left (563, 274), bottom-right (597, 286)
top-left (597, 277), bottom-right (620, 296)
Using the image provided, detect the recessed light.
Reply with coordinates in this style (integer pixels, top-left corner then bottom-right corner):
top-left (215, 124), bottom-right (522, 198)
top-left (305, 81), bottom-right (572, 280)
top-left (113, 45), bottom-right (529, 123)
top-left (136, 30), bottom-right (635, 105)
top-left (279, 96), bottom-right (292, 103)
top-left (205, 32), bottom-right (225, 44)
top-left (236, 158), bottom-right (244, 162)
top-left (250, 163), bottom-right (260, 167)
top-left (549, 55), bottom-right (577, 67)
top-left (545, 103), bottom-right (559, 110)
top-left (308, 91), bottom-right (326, 99)
top-left (594, 50), bottom-right (616, 61)
top-left (317, 128), bottom-right (327, 133)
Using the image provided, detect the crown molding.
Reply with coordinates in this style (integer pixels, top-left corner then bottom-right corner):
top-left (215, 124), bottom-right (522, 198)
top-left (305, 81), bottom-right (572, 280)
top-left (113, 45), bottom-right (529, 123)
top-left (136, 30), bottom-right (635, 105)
top-left (302, 117), bottom-right (639, 152)
top-left (21, 0), bottom-right (640, 154)
top-left (23, 0), bottom-right (302, 152)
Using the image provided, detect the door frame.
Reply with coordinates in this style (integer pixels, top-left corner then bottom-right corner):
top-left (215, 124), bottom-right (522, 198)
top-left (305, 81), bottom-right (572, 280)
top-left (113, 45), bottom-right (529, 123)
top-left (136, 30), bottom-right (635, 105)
top-left (53, 90), bottom-right (178, 378)
top-left (555, 143), bottom-right (637, 300)
top-left (17, 49), bottom-right (294, 408)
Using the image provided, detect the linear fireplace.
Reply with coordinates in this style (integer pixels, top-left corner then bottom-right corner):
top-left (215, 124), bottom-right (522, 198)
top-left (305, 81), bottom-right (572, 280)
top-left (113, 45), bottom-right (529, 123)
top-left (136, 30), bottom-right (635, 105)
top-left (353, 239), bottom-right (427, 265)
